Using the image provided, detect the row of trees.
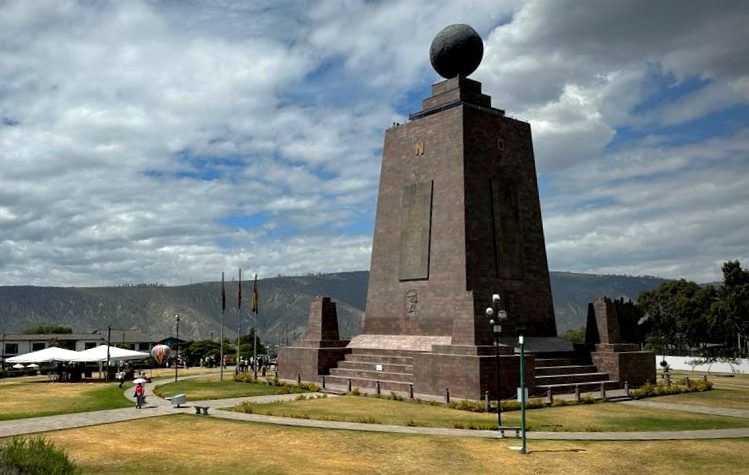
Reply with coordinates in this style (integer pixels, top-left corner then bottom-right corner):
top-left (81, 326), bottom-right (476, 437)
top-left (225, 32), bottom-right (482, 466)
top-left (615, 261), bottom-right (748, 357)
top-left (178, 329), bottom-right (269, 367)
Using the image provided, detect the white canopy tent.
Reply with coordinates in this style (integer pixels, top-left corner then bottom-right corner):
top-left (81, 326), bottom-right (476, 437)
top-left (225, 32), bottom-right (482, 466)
top-left (5, 346), bottom-right (80, 364)
top-left (71, 345), bottom-right (150, 363)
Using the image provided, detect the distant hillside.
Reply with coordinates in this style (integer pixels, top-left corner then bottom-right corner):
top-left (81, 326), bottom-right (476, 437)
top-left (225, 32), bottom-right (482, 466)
top-left (0, 271), bottom-right (665, 343)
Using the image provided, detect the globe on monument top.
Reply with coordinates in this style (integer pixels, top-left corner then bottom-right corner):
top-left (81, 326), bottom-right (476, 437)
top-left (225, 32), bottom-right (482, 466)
top-left (429, 24), bottom-right (484, 79)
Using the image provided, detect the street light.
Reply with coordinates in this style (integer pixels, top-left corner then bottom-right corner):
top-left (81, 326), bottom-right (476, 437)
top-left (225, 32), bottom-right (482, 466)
top-left (518, 335), bottom-right (527, 454)
top-left (174, 314), bottom-right (181, 383)
top-left (485, 293), bottom-right (508, 433)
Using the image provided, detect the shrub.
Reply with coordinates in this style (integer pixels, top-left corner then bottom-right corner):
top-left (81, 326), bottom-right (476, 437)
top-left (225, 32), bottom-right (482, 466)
top-left (1, 436), bottom-right (79, 475)
top-left (501, 400), bottom-right (520, 412)
top-left (350, 387), bottom-right (361, 396)
top-left (406, 420), bottom-right (417, 427)
top-left (526, 398), bottom-right (546, 409)
top-left (298, 382), bottom-right (321, 392)
top-left (448, 399), bottom-right (486, 413)
top-left (630, 379), bottom-right (712, 400)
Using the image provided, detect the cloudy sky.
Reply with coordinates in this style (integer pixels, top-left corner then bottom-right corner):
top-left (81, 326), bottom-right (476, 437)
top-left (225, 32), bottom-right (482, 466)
top-left (1, 0), bottom-right (747, 287)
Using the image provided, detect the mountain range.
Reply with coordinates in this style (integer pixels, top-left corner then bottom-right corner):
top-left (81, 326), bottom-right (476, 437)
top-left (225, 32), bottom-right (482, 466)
top-left (0, 271), bottom-right (667, 344)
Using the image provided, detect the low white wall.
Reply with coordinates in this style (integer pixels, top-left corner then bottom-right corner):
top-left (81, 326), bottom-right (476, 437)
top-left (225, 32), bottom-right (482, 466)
top-left (657, 355), bottom-right (748, 374)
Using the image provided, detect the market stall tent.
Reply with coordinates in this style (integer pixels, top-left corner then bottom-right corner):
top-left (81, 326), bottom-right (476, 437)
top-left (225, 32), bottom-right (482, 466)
top-left (5, 346), bottom-right (80, 364)
top-left (71, 345), bottom-right (150, 363)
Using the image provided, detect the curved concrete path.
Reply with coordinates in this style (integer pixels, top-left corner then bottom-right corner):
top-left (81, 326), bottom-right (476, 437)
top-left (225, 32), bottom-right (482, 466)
top-left (2, 378), bottom-right (748, 441)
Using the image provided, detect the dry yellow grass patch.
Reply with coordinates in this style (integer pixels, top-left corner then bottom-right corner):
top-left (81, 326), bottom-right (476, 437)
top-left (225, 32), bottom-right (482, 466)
top-left (35, 415), bottom-right (749, 475)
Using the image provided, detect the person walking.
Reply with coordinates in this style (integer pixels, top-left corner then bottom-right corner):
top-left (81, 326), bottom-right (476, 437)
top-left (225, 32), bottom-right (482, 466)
top-left (134, 382), bottom-right (145, 409)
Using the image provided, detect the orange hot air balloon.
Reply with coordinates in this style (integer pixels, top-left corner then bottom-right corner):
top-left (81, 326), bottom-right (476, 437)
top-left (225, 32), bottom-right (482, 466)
top-left (151, 344), bottom-right (171, 366)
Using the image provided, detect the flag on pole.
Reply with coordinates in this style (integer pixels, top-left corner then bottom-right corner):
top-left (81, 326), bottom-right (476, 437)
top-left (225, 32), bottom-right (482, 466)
top-left (251, 274), bottom-right (258, 314)
top-left (221, 271), bottom-right (226, 312)
top-left (237, 268), bottom-right (242, 309)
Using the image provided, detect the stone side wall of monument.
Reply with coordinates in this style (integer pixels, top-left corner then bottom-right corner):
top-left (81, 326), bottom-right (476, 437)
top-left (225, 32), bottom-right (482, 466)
top-left (277, 346), bottom-right (350, 382)
top-left (364, 106), bottom-right (474, 338)
top-left (414, 351), bottom-right (536, 400)
top-left (463, 106), bottom-right (556, 339)
top-left (591, 351), bottom-right (656, 386)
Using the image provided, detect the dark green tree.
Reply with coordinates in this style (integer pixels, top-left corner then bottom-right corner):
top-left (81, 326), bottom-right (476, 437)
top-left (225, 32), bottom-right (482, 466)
top-left (22, 325), bottom-right (72, 334)
top-left (238, 328), bottom-right (267, 356)
top-left (613, 298), bottom-right (647, 345)
top-left (182, 339), bottom-right (221, 366)
top-left (711, 261), bottom-right (749, 357)
top-left (637, 279), bottom-right (715, 355)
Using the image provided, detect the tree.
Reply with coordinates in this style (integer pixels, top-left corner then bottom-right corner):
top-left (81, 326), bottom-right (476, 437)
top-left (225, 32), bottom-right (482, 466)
top-left (238, 328), bottom-right (267, 356)
top-left (560, 326), bottom-right (585, 344)
top-left (182, 339), bottom-right (221, 366)
top-left (613, 298), bottom-right (647, 345)
top-left (22, 325), bottom-right (72, 334)
top-left (711, 261), bottom-right (749, 357)
top-left (637, 279), bottom-right (715, 355)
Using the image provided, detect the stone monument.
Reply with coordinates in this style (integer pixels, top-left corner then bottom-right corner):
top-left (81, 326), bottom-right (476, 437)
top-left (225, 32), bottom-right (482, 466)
top-left (280, 24), bottom-right (652, 399)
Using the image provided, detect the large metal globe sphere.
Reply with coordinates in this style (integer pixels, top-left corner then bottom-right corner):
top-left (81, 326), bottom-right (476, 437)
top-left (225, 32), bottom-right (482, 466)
top-left (429, 24), bottom-right (484, 79)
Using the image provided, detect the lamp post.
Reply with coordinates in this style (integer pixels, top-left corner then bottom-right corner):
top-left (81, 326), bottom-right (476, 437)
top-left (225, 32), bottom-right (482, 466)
top-left (1, 332), bottom-right (5, 380)
top-left (174, 314), bottom-right (181, 383)
top-left (518, 335), bottom-right (527, 454)
top-left (485, 293), bottom-right (508, 433)
top-left (106, 326), bottom-right (111, 381)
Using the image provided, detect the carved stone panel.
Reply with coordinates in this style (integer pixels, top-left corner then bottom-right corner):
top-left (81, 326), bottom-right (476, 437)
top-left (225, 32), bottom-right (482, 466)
top-left (399, 181), bottom-right (433, 281)
top-left (490, 178), bottom-right (523, 280)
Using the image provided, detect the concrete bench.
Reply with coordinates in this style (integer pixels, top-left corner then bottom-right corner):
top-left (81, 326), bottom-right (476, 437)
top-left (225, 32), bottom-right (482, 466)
top-left (194, 405), bottom-right (210, 415)
top-left (499, 426), bottom-right (522, 438)
top-left (167, 393), bottom-right (186, 408)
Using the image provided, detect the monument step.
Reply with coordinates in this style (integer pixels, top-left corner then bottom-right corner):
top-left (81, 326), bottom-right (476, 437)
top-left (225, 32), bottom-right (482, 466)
top-left (325, 375), bottom-right (413, 393)
top-left (534, 365), bottom-right (598, 376)
top-left (329, 368), bottom-right (413, 382)
top-left (350, 348), bottom-right (420, 358)
top-left (535, 372), bottom-right (612, 385)
top-left (337, 361), bottom-right (414, 373)
top-left (534, 357), bottom-right (581, 367)
top-left (344, 354), bottom-right (414, 365)
top-left (535, 380), bottom-right (620, 396)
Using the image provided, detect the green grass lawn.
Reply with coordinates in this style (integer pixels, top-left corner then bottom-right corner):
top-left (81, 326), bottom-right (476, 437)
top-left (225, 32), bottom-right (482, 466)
top-left (0, 381), bottom-right (130, 421)
top-left (231, 395), bottom-right (749, 432)
top-left (23, 415), bottom-right (749, 474)
top-left (153, 376), bottom-right (309, 401)
top-left (657, 372), bottom-right (749, 410)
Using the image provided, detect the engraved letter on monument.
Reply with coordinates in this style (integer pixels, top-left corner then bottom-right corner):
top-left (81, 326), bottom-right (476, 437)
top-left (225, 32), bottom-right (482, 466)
top-left (399, 181), bottom-right (433, 280)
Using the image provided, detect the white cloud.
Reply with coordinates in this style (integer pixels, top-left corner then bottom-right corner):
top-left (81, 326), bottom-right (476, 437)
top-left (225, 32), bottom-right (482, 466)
top-left (0, 0), bottom-right (748, 286)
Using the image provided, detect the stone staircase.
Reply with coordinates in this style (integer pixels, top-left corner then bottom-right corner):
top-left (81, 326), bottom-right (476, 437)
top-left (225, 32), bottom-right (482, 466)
top-left (533, 355), bottom-right (619, 395)
top-left (325, 348), bottom-right (414, 393)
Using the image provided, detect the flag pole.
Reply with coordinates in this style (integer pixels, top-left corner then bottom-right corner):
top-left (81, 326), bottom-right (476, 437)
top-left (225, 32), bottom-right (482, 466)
top-left (253, 274), bottom-right (258, 379)
top-left (236, 268), bottom-right (242, 374)
top-left (220, 271), bottom-right (225, 381)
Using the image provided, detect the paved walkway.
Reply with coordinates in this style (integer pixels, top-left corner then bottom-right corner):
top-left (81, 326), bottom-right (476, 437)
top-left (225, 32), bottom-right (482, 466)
top-left (2, 378), bottom-right (748, 441)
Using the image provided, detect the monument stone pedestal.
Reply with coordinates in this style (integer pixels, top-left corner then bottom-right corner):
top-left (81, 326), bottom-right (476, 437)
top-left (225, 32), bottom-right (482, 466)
top-left (587, 298), bottom-right (656, 386)
top-left (277, 297), bottom-right (350, 383)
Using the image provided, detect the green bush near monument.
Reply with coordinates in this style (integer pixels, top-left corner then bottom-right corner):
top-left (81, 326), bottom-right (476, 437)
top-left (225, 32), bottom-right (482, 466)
top-left (0, 436), bottom-right (79, 474)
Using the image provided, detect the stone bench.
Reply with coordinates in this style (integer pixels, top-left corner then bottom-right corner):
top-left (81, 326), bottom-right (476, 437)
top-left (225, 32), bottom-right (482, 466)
top-left (499, 426), bottom-right (522, 438)
top-left (167, 393), bottom-right (186, 408)
top-left (194, 405), bottom-right (210, 415)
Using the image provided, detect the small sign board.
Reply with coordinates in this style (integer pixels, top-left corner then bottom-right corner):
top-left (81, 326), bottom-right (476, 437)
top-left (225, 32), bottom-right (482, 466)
top-left (376, 364), bottom-right (383, 371)
top-left (517, 387), bottom-right (528, 402)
